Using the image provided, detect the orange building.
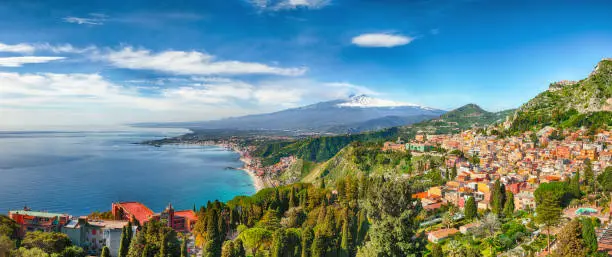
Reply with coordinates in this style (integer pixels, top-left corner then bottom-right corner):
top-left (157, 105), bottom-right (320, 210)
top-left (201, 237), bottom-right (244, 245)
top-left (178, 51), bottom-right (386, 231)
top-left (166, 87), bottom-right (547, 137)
top-left (8, 208), bottom-right (70, 237)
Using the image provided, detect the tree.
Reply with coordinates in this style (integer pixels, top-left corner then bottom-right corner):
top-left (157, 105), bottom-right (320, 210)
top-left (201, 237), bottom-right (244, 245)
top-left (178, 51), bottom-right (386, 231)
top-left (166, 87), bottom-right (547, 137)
top-left (491, 180), bottom-right (506, 216)
top-left (339, 210), bottom-right (353, 257)
top-left (451, 165), bottom-right (458, 180)
top-left (239, 228), bottom-right (272, 256)
top-left (464, 196), bottom-right (477, 220)
top-left (21, 231), bottom-right (71, 254)
top-left (584, 159), bottom-right (595, 192)
top-left (300, 227), bottom-right (313, 257)
top-left (234, 239), bottom-right (246, 257)
top-left (357, 179), bottom-right (426, 256)
top-left (597, 167), bottom-right (612, 192)
top-left (430, 244), bottom-right (443, 257)
top-left (503, 191), bottom-right (515, 217)
top-left (61, 246), bottom-right (86, 257)
top-left (11, 247), bottom-right (47, 257)
top-left (220, 241), bottom-right (236, 257)
top-left (270, 229), bottom-right (287, 257)
top-left (581, 218), bottom-right (598, 255)
top-left (204, 210), bottom-right (222, 257)
top-left (119, 225), bottom-right (132, 257)
top-left (570, 171), bottom-right (582, 198)
top-left (181, 238), bottom-right (188, 257)
top-left (101, 246), bottom-right (110, 257)
top-left (553, 219), bottom-right (587, 257)
top-left (535, 190), bottom-right (562, 254)
top-left (0, 235), bottom-right (15, 256)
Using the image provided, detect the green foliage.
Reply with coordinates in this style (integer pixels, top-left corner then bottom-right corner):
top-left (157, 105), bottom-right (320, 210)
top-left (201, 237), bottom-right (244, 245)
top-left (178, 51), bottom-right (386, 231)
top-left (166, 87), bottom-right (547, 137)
top-left (126, 220), bottom-right (180, 257)
top-left (21, 231), bottom-right (71, 254)
top-left (490, 180), bottom-right (506, 216)
top-left (254, 128), bottom-right (400, 166)
top-left (358, 178), bottom-right (426, 257)
top-left (597, 166), bottom-right (612, 192)
top-left (0, 214), bottom-right (19, 238)
top-left (553, 219), bottom-right (588, 257)
top-left (503, 191), bottom-right (515, 217)
top-left (101, 246), bottom-right (111, 257)
top-left (119, 225), bottom-right (132, 257)
top-left (11, 247), bottom-right (48, 257)
top-left (464, 196), bottom-right (477, 220)
top-left (239, 228), bottom-right (272, 256)
top-left (430, 243), bottom-right (443, 257)
top-left (580, 218), bottom-right (598, 255)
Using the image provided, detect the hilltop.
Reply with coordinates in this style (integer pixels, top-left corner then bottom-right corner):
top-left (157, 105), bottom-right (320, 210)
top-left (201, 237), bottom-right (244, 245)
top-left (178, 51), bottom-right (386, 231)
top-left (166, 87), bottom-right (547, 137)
top-left (508, 58), bottom-right (612, 133)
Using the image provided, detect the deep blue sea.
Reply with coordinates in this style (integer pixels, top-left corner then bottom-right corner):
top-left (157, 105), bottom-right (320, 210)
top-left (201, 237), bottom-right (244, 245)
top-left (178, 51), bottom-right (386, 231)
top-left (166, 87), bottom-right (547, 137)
top-left (0, 128), bottom-right (255, 216)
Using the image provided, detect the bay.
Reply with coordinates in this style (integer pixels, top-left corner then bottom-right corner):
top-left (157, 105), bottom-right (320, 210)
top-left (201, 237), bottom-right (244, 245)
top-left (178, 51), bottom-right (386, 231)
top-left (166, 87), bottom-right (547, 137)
top-left (0, 128), bottom-right (255, 216)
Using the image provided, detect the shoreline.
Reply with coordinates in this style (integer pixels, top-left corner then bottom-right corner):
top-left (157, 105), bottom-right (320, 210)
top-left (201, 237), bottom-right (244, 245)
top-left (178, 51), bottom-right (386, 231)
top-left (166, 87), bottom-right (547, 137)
top-left (238, 156), bottom-right (266, 192)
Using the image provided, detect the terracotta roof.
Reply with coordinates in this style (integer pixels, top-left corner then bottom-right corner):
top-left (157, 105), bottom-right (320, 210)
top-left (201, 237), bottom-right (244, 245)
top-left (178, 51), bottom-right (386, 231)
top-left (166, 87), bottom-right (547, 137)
top-left (428, 228), bottom-right (459, 239)
top-left (117, 202), bottom-right (154, 223)
top-left (174, 210), bottom-right (197, 222)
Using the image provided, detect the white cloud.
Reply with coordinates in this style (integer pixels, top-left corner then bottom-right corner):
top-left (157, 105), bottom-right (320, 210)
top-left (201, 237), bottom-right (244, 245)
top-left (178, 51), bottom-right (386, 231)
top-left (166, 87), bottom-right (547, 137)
top-left (250, 0), bottom-right (330, 11)
top-left (351, 33), bottom-right (413, 48)
top-left (97, 46), bottom-right (307, 76)
top-left (0, 56), bottom-right (66, 67)
top-left (0, 43), bottom-right (36, 54)
top-left (35, 43), bottom-right (97, 54)
top-left (63, 14), bottom-right (106, 25)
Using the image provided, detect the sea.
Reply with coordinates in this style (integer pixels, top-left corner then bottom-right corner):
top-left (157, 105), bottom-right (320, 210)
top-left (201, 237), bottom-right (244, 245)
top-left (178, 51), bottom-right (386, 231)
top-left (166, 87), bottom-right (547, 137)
top-left (0, 128), bottom-right (256, 216)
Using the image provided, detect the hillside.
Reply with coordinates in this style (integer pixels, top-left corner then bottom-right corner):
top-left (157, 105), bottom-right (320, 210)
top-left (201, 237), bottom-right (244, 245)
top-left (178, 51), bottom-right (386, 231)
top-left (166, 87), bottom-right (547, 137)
top-left (509, 58), bottom-right (612, 133)
top-left (400, 104), bottom-right (515, 135)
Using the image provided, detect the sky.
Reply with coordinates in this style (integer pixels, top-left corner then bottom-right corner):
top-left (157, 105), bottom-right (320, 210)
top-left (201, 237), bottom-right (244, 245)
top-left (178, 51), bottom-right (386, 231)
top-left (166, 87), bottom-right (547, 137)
top-left (1, 0), bottom-right (611, 129)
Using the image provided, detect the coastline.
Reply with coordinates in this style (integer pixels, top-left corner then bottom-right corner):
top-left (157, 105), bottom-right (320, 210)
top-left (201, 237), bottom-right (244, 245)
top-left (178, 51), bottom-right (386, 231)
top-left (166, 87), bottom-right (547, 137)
top-left (238, 156), bottom-right (266, 192)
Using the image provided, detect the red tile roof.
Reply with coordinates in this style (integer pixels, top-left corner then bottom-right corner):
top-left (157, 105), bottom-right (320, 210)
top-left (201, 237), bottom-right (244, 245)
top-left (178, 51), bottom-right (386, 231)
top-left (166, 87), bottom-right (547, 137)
top-left (118, 202), bottom-right (154, 223)
top-left (174, 210), bottom-right (197, 222)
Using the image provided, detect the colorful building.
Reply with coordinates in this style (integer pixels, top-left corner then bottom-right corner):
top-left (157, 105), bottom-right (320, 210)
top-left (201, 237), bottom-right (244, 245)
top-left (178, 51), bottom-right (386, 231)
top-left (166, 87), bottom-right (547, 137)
top-left (112, 202), bottom-right (154, 225)
top-left (8, 208), bottom-right (70, 238)
top-left (62, 217), bottom-right (130, 257)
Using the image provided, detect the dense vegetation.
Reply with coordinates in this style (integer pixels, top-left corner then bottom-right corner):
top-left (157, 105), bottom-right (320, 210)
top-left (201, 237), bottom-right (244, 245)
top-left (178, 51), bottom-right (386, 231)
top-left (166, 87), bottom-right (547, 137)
top-left (190, 177), bottom-right (427, 257)
top-left (509, 59), bottom-right (612, 133)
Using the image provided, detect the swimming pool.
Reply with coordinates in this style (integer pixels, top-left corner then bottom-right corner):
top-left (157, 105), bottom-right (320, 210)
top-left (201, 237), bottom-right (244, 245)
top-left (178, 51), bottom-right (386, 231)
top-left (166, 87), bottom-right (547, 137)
top-left (575, 207), bottom-right (598, 215)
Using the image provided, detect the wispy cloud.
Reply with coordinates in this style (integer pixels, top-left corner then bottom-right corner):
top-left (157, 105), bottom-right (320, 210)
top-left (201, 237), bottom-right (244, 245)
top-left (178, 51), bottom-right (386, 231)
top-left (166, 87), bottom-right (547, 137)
top-left (63, 13), bottom-right (107, 25)
top-left (0, 43), bottom-right (36, 54)
top-left (250, 0), bottom-right (330, 11)
top-left (351, 33), bottom-right (413, 48)
top-left (95, 46), bottom-right (307, 76)
top-left (0, 56), bottom-right (66, 67)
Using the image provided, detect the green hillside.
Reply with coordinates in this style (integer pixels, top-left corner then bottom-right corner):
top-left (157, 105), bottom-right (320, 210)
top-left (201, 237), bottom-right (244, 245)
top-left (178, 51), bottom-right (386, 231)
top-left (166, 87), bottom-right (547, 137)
top-left (509, 58), bottom-right (612, 133)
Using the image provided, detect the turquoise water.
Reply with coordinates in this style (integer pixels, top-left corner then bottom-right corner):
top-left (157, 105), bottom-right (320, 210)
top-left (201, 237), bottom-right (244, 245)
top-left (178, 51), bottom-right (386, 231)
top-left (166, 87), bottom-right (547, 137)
top-left (0, 129), bottom-right (255, 216)
top-left (575, 208), bottom-right (598, 215)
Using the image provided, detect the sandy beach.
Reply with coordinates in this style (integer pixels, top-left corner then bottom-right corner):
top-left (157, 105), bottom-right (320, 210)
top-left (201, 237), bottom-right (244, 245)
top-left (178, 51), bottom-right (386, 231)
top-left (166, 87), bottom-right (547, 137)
top-left (238, 156), bottom-right (267, 191)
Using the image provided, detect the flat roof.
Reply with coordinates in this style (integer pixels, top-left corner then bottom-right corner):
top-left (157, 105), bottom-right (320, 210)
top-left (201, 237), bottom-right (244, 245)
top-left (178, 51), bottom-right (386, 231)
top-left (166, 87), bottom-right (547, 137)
top-left (116, 202), bottom-right (154, 223)
top-left (9, 210), bottom-right (67, 218)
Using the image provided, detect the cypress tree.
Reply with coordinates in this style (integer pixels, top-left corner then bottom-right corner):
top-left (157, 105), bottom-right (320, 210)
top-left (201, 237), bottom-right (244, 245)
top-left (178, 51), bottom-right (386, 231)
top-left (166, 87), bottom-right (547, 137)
top-left (339, 210), bottom-right (352, 257)
top-left (270, 229), bottom-right (287, 257)
top-left (181, 238), bottom-right (188, 257)
top-left (205, 210), bottom-right (221, 257)
top-left (570, 171), bottom-right (581, 198)
top-left (430, 243), bottom-right (443, 257)
top-left (118, 226), bottom-right (130, 257)
top-left (300, 227), bottom-right (314, 257)
top-left (101, 246), bottom-right (110, 257)
top-left (581, 218), bottom-right (598, 255)
top-left (289, 187), bottom-right (297, 208)
top-left (464, 196), bottom-right (477, 220)
top-left (491, 180), bottom-right (506, 215)
top-left (503, 191), bottom-right (515, 217)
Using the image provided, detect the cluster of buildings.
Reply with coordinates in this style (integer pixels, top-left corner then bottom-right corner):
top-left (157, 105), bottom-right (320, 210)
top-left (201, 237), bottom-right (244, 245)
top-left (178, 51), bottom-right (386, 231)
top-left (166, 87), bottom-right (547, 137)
top-left (7, 202), bottom-right (197, 257)
top-left (380, 128), bottom-right (612, 243)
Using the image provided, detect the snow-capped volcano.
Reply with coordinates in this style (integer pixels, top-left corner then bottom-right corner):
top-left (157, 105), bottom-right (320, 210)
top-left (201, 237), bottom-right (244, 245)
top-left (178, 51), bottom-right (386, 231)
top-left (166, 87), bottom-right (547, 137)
top-left (138, 95), bottom-right (445, 133)
top-left (337, 95), bottom-right (421, 108)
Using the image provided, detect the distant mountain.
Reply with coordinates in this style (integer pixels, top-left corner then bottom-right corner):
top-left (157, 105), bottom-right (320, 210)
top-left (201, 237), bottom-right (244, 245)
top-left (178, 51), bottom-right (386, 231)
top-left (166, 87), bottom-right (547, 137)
top-left (508, 58), bottom-right (612, 132)
top-left (403, 103), bottom-right (515, 134)
top-left (137, 95), bottom-right (445, 133)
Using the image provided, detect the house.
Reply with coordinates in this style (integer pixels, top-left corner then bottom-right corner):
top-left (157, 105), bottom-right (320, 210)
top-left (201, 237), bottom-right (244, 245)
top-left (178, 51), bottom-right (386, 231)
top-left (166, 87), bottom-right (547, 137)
top-left (514, 190), bottom-right (536, 211)
top-left (427, 228), bottom-right (459, 243)
top-left (8, 208), bottom-right (70, 238)
top-left (62, 217), bottom-right (130, 257)
top-left (159, 204), bottom-right (197, 232)
top-left (460, 222), bottom-right (480, 234)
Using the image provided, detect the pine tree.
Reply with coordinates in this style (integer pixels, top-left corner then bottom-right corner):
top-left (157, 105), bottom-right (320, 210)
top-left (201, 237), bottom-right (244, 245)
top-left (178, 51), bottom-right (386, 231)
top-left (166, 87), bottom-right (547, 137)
top-left (464, 196), bottom-right (477, 220)
top-left (101, 246), bottom-right (110, 257)
top-left (581, 218), bottom-right (598, 255)
top-left (535, 191), bottom-right (562, 254)
top-left (503, 191), bottom-right (515, 217)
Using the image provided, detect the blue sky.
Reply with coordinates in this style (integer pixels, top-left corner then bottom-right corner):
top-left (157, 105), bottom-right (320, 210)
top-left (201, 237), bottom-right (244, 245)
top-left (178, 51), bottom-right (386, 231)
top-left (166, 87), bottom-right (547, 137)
top-left (1, 0), bottom-right (611, 129)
